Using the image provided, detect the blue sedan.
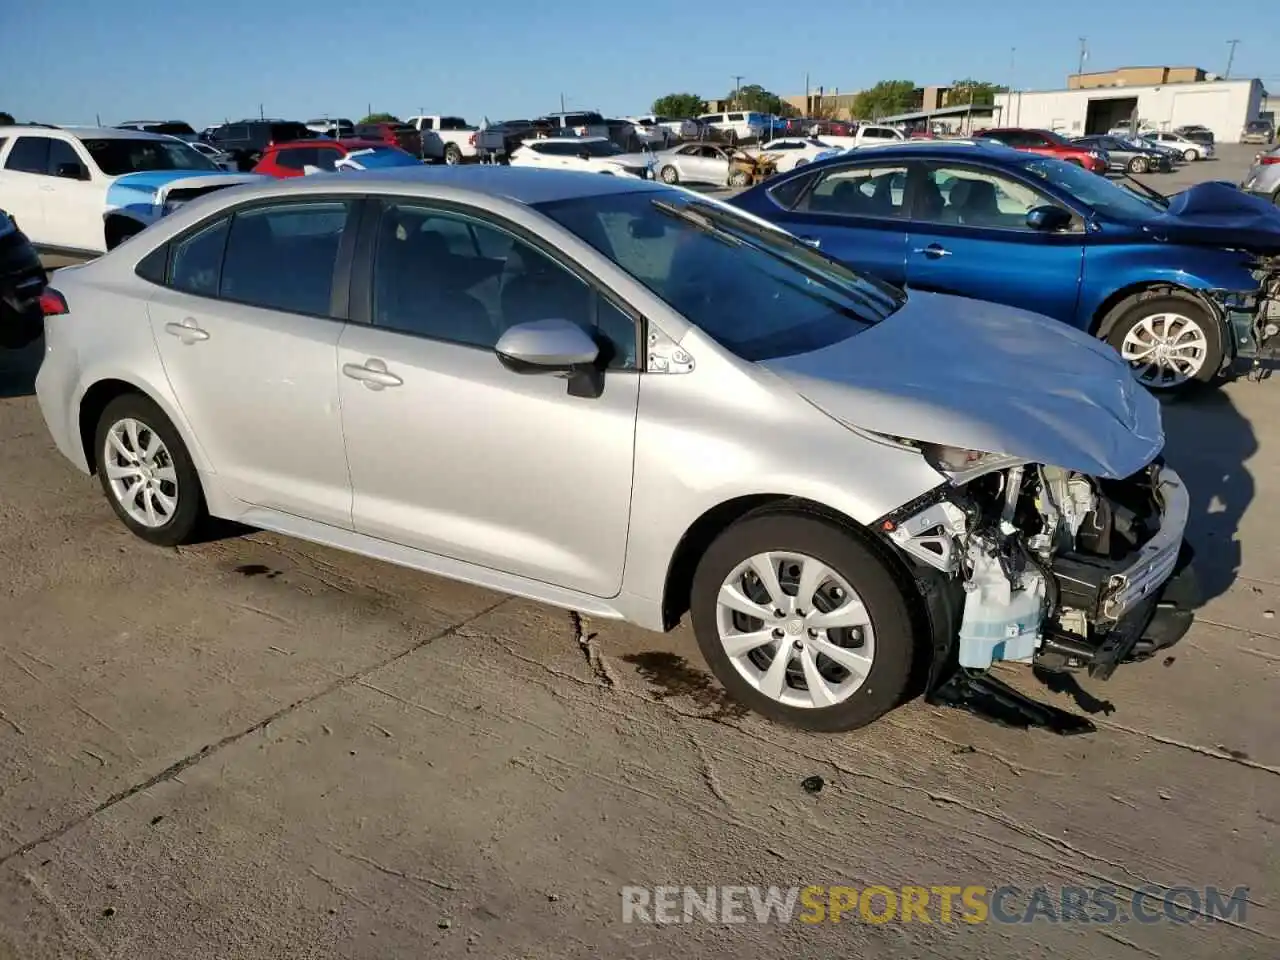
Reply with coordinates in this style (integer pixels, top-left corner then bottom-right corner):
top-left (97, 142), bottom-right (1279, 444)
top-left (731, 141), bottom-right (1280, 393)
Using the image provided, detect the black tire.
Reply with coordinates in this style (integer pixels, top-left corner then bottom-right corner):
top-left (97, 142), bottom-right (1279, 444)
top-left (728, 169), bottom-right (749, 188)
top-left (443, 143), bottom-right (462, 165)
top-left (1183, 148), bottom-right (1198, 162)
top-left (659, 164), bottom-right (679, 184)
top-left (1127, 156), bottom-right (1148, 174)
top-left (94, 394), bottom-right (205, 547)
top-left (1102, 293), bottom-right (1225, 395)
top-left (105, 218), bottom-right (144, 251)
top-left (689, 510), bottom-right (917, 732)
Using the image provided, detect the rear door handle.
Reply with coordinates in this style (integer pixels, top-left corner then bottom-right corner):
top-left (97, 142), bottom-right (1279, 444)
top-left (912, 244), bottom-right (952, 258)
top-left (342, 359), bottom-right (403, 389)
top-left (164, 319), bottom-right (209, 343)
top-left (797, 235), bottom-right (821, 248)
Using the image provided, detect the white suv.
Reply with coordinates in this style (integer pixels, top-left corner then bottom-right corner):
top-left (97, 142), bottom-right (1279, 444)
top-left (697, 111), bottom-right (767, 144)
top-left (0, 126), bottom-right (261, 255)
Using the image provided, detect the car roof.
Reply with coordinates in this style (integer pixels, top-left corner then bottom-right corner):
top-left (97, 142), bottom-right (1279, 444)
top-left (213, 165), bottom-right (666, 206)
top-left (0, 125), bottom-right (172, 142)
top-left (784, 140), bottom-right (1026, 168)
top-left (271, 138), bottom-right (385, 151)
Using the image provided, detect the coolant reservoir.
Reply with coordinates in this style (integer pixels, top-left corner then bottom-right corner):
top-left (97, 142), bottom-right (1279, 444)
top-left (957, 548), bottom-right (1046, 669)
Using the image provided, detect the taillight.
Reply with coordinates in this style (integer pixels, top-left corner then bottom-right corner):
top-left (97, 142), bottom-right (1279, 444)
top-left (469, 133), bottom-right (476, 146)
top-left (1262, 155), bottom-right (1280, 165)
top-left (40, 289), bottom-right (68, 316)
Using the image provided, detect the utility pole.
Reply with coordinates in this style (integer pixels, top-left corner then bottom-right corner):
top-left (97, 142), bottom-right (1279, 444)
top-left (732, 75), bottom-right (744, 108)
top-left (804, 72), bottom-right (810, 115)
top-left (259, 103), bottom-right (265, 120)
top-left (1009, 48), bottom-right (1017, 126)
top-left (1225, 39), bottom-right (1240, 79)
top-left (1077, 37), bottom-right (1088, 76)
top-left (560, 92), bottom-right (566, 113)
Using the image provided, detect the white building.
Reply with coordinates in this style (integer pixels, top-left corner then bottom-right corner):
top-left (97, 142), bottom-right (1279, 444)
top-left (992, 78), bottom-right (1266, 142)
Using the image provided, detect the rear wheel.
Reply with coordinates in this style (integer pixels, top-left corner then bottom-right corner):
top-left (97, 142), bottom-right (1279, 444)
top-left (94, 394), bottom-right (205, 546)
top-left (1104, 294), bottom-right (1224, 394)
top-left (443, 143), bottom-right (462, 165)
top-left (1127, 156), bottom-right (1149, 174)
top-left (728, 168), bottom-right (750, 188)
top-left (659, 164), bottom-right (679, 184)
top-left (690, 511), bottom-right (916, 732)
top-left (1183, 147), bottom-right (1199, 161)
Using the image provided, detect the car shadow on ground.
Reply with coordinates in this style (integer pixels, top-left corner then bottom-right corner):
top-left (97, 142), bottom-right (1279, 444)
top-left (0, 338), bottom-right (41, 398)
top-left (1159, 386), bottom-right (1256, 602)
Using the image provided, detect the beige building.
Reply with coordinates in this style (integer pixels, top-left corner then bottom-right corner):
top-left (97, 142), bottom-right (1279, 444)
top-left (1068, 66), bottom-right (1207, 90)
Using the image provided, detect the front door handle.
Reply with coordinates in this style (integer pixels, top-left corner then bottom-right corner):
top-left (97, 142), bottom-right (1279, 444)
top-left (912, 243), bottom-right (952, 258)
top-left (164, 319), bottom-right (209, 344)
top-left (342, 358), bottom-right (403, 390)
top-left (797, 235), bottom-right (821, 248)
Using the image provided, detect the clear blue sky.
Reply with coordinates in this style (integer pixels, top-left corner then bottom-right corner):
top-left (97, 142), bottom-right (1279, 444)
top-left (3, 0), bottom-right (1275, 127)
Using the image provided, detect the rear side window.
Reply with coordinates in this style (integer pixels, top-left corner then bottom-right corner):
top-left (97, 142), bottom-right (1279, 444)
top-left (270, 123), bottom-right (311, 142)
top-left (169, 217), bottom-right (231, 295)
top-left (5, 137), bottom-right (51, 174)
top-left (218, 201), bottom-right (355, 316)
top-left (728, 113), bottom-right (745, 122)
top-left (47, 139), bottom-right (86, 177)
top-left (440, 117), bottom-right (468, 130)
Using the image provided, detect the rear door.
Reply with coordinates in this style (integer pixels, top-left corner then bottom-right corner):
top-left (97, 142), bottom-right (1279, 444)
top-left (147, 198), bottom-right (358, 526)
top-left (761, 158), bottom-right (911, 285)
top-left (903, 161), bottom-right (1085, 322)
top-left (0, 136), bottom-right (52, 244)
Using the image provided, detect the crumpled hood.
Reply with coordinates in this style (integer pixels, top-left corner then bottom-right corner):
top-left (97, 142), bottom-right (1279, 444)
top-left (109, 171), bottom-right (265, 203)
top-left (760, 290), bottom-right (1164, 478)
top-left (1141, 180), bottom-right (1280, 253)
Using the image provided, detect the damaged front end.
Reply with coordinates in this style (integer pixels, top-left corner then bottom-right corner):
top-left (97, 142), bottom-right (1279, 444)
top-left (1219, 253), bottom-right (1280, 376)
top-left (882, 453), bottom-right (1199, 733)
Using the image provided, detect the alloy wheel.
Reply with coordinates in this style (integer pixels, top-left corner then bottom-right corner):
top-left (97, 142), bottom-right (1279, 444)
top-left (1119, 312), bottom-right (1209, 388)
top-left (102, 418), bottom-right (179, 529)
top-left (715, 551), bottom-right (876, 709)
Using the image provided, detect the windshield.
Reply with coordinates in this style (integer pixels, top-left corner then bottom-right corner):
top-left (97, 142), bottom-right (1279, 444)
top-left (1019, 156), bottom-right (1166, 219)
top-left (535, 190), bottom-right (903, 361)
top-left (580, 140), bottom-right (624, 157)
top-left (1247, 121), bottom-right (1271, 132)
top-left (85, 138), bottom-right (219, 175)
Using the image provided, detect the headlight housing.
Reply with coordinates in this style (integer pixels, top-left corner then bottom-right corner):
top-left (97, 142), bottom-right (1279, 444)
top-left (921, 443), bottom-right (1026, 482)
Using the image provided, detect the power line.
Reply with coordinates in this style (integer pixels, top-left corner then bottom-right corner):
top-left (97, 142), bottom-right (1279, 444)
top-left (1225, 39), bottom-right (1240, 79)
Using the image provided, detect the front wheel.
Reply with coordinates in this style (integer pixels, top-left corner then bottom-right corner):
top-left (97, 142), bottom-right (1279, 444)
top-left (659, 165), bottom-right (679, 184)
top-left (728, 169), bottom-right (750, 188)
top-left (94, 394), bottom-right (206, 546)
top-left (1183, 148), bottom-right (1199, 162)
top-left (1127, 156), bottom-right (1149, 174)
top-left (1104, 294), bottom-right (1224, 394)
top-left (690, 511), bottom-right (916, 732)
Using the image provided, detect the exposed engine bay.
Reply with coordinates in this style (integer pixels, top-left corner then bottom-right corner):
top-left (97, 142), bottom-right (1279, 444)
top-left (885, 457), bottom-right (1196, 687)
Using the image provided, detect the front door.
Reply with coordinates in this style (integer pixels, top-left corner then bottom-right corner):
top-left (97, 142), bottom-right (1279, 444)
top-left (766, 159), bottom-right (911, 286)
top-left (41, 138), bottom-right (107, 252)
top-left (903, 162), bottom-right (1085, 323)
top-left (147, 198), bottom-right (357, 526)
top-left (683, 146), bottom-right (730, 184)
top-left (337, 199), bottom-right (640, 597)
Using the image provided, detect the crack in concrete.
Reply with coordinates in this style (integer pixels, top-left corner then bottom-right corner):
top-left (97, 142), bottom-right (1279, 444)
top-left (1094, 719), bottom-right (1280, 777)
top-left (0, 597), bottom-right (511, 868)
top-left (570, 612), bottom-right (617, 688)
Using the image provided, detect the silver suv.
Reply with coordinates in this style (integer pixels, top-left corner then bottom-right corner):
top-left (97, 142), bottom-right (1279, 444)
top-left (32, 167), bottom-right (1195, 733)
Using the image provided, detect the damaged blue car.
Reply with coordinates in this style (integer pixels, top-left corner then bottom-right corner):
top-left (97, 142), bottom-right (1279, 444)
top-left (731, 140), bottom-right (1280, 394)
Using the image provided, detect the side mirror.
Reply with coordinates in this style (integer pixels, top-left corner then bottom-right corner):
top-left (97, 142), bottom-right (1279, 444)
top-left (1025, 205), bottom-right (1072, 232)
top-left (495, 319), bottom-right (604, 398)
top-left (55, 162), bottom-right (87, 180)
top-left (578, 150), bottom-right (592, 161)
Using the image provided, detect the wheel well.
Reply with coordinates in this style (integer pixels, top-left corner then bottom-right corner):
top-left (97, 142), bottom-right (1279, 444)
top-left (104, 214), bottom-right (144, 249)
top-left (78, 379), bottom-right (144, 474)
top-left (1090, 282), bottom-right (1218, 339)
top-left (659, 494), bottom-right (908, 631)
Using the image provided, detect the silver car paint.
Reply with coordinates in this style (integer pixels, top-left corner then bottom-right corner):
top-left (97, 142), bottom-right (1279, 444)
top-left (35, 168), bottom-right (1161, 635)
top-left (763, 291), bottom-right (1163, 479)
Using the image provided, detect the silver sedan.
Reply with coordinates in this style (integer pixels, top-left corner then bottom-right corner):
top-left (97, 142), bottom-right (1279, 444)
top-left (33, 167), bottom-right (1193, 731)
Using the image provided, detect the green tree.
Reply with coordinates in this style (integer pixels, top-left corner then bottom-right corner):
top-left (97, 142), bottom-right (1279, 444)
top-left (727, 83), bottom-right (795, 116)
top-left (948, 79), bottom-right (1008, 107)
top-left (0, 112), bottom-right (14, 126)
top-left (359, 112), bottom-right (401, 124)
top-left (851, 80), bottom-right (916, 120)
top-left (651, 93), bottom-right (705, 118)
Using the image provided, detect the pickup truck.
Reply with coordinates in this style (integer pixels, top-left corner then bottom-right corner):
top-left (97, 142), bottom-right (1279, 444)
top-left (474, 119), bottom-right (555, 163)
top-left (404, 116), bottom-right (479, 164)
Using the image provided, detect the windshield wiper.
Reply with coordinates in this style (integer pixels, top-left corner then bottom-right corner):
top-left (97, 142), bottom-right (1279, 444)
top-left (652, 198), bottom-right (904, 316)
top-left (1115, 173), bottom-right (1169, 208)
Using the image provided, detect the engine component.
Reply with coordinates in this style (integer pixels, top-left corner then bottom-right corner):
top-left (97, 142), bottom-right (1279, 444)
top-left (886, 500), bottom-right (967, 572)
top-left (957, 535), bottom-right (1046, 669)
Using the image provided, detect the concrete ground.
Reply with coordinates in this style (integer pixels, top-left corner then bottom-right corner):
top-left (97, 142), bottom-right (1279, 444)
top-left (0, 145), bottom-right (1275, 959)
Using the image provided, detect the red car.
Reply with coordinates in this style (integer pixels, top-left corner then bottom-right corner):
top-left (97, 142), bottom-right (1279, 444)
top-left (354, 121), bottom-right (422, 157)
top-left (975, 127), bottom-right (1108, 174)
top-left (252, 139), bottom-right (415, 177)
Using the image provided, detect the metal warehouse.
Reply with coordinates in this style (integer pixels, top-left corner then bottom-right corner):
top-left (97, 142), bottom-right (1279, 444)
top-left (993, 76), bottom-right (1267, 142)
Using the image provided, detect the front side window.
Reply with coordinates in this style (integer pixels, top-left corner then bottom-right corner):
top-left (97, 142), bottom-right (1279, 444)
top-left (536, 191), bottom-right (903, 362)
top-left (4, 137), bottom-right (51, 174)
top-left (915, 164), bottom-right (1066, 229)
top-left (797, 164), bottom-right (909, 218)
top-left (217, 201), bottom-right (354, 316)
top-left (274, 148), bottom-right (313, 170)
top-left (370, 202), bottom-right (635, 367)
top-left (47, 139), bottom-right (87, 177)
top-left (84, 138), bottom-right (217, 175)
